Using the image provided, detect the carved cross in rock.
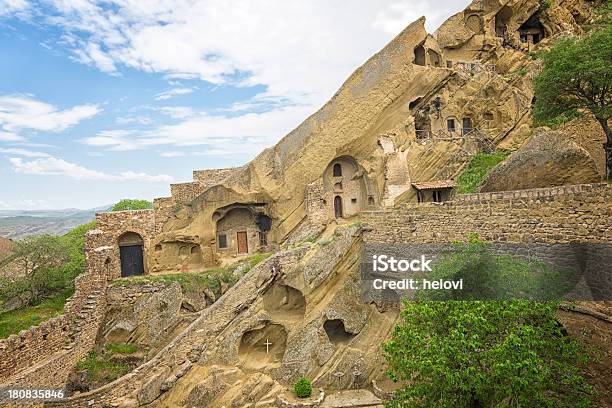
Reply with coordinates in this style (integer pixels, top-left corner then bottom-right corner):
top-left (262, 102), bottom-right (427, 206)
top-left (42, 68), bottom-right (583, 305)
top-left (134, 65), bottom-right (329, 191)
top-left (264, 339), bottom-right (272, 354)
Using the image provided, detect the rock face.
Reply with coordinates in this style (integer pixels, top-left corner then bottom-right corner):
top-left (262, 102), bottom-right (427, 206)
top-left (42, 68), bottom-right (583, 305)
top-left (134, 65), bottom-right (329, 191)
top-left (479, 131), bottom-right (600, 192)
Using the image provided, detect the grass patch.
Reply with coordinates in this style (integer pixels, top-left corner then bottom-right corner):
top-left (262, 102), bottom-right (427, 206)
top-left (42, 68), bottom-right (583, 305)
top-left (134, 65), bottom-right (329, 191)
top-left (0, 290), bottom-right (72, 339)
top-left (110, 252), bottom-right (272, 294)
top-left (456, 151), bottom-right (510, 194)
top-left (105, 343), bottom-right (138, 354)
top-left (75, 350), bottom-right (131, 383)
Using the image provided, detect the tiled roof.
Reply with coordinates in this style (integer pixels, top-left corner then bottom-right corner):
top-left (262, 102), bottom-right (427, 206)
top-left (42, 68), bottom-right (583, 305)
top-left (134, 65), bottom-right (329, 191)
top-left (411, 180), bottom-right (457, 190)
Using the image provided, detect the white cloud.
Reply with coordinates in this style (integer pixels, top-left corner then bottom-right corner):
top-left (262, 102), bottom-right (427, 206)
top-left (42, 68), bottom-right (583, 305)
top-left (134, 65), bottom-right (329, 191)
top-left (0, 131), bottom-right (25, 142)
top-left (82, 103), bottom-right (312, 156)
top-left (35, 0), bottom-right (466, 108)
top-left (0, 147), bottom-right (50, 157)
top-left (9, 156), bottom-right (173, 182)
top-left (0, 94), bottom-right (101, 140)
top-left (156, 106), bottom-right (195, 119)
top-left (0, 0), bottom-right (29, 17)
top-left (153, 87), bottom-right (194, 101)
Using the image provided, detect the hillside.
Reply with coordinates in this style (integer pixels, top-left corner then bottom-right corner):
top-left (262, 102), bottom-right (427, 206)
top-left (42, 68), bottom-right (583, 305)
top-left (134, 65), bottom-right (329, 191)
top-left (0, 237), bottom-right (11, 260)
top-left (0, 208), bottom-right (105, 239)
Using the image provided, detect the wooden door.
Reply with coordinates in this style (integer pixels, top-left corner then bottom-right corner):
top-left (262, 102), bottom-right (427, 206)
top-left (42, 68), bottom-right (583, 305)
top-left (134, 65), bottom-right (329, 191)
top-left (120, 245), bottom-right (144, 277)
top-left (334, 195), bottom-right (343, 218)
top-left (237, 231), bottom-right (248, 254)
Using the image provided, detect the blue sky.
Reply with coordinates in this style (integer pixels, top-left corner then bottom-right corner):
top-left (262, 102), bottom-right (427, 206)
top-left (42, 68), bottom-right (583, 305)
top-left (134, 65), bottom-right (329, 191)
top-left (0, 0), bottom-right (466, 210)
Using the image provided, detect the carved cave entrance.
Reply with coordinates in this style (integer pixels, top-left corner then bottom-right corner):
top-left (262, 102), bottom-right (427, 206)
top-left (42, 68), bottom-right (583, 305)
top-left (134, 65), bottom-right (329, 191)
top-left (118, 232), bottom-right (144, 277)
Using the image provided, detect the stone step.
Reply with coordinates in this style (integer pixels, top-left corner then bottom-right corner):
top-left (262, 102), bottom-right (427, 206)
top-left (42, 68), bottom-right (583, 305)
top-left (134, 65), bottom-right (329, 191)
top-left (320, 390), bottom-right (382, 408)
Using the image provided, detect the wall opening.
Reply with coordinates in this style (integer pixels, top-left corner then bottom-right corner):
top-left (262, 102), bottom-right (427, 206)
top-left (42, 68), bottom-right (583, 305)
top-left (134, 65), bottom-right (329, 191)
top-left (334, 195), bottom-right (343, 218)
top-left (118, 232), bottom-right (144, 277)
top-left (495, 6), bottom-right (512, 37)
top-left (413, 44), bottom-right (425, 65)
top-left (333, 163), bottom-right (343, 177)
top-left (218, 233), bottom-right (228, 249)
top-left (519, 12), bottom-right (545, 44)
top-left (263, 283), bottom-right (306, 320)
top-left (324, 319), bottom-right (354, 345)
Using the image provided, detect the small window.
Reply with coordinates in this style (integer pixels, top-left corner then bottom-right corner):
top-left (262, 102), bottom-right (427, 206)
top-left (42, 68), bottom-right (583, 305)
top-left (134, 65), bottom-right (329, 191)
top-left (190, 246), bottom-right (199, 254)
top-left (351, 198), bottom-right (357, 204)
top-left (446, 60), bottom-right (453, 68)
top-left (368, 196), bottom-right (374, 205)
top-left (447, 119), bottom-right (456, 132)
top-left (259, 232), bottom-right (268, 247)
top-left (332, 163), bottom-right (342, 177)
top-left (218, 234), bottom-right (228, 249)
top-left (155, 244), bottom-right (162, 252)
top-left (433, 190), bottom-right (443, 203)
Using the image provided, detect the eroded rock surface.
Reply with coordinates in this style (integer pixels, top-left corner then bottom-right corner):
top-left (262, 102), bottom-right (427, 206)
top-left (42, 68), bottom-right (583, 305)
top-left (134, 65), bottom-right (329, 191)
top-left (479, 131), bottom-right (600, 192)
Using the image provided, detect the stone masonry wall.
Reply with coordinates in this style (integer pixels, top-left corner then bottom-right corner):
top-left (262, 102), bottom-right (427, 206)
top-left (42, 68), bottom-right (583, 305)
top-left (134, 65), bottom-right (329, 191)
top-left (192, 168), bottom-right (237, 188)
top-left (362, 183), bottom-right (612, 244)
top-left (0, 233), bottom-right (110, 393)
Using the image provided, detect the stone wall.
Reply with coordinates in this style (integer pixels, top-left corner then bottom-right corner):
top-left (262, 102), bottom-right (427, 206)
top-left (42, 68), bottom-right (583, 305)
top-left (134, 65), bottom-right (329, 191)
top-left (363, 183), bottom-right (612, 244)
top-left (192, 168), bottom-right (237, 188)
top-left (0, 234), bottom-right (110, 392)
top-left (170, 182), bottom-right (206, 204)
top-left (94, 210), bottom-right (156, 279)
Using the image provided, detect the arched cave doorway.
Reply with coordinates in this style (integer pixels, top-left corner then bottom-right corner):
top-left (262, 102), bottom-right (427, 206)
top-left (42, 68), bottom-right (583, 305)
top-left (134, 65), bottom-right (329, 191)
top-left (118, 232), bottom-right (144, 277)
top-left (334, 195), bottom-right (343, 218)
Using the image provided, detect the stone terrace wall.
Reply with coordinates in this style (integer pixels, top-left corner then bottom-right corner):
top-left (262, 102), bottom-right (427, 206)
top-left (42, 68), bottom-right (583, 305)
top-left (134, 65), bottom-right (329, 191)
top-left (0, 234), bottom-right (110, 390)
top-left (363, 183), bottom-right (612, 244)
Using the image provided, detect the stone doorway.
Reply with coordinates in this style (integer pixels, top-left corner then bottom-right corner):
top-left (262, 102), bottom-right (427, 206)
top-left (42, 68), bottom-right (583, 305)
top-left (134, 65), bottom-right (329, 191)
top-left (334, 195), bottom-right (343, 218)
top-left (118, 232), bottom-right (144, 277)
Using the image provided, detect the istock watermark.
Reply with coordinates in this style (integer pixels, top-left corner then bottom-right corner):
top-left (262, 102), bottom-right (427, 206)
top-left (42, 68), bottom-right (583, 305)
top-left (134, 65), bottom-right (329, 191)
top-left (361, 242), bottom-right (612, 302)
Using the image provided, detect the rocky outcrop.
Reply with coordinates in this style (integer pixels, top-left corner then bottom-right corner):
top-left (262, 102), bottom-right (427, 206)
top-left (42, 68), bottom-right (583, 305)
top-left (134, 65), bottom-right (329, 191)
top-left (479, 131), bottom-right (600, 192)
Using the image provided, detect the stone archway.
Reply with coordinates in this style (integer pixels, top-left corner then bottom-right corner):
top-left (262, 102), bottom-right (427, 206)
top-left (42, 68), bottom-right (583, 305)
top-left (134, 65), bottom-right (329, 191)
top-left (118, 232), bottom-right (144, 277)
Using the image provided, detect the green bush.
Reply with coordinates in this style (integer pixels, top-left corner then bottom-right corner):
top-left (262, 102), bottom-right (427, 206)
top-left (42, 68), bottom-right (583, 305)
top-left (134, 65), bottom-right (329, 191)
top-left (294, 377), bottom-right (312, 398)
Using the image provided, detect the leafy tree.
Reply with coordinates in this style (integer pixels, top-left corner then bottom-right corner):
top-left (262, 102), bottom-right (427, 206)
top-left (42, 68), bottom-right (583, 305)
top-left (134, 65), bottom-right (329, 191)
top-left (383, 301), bottom-right (592, 408)
top-left (533, 27), bottom-right (612, 178)
top-left (0, 221), bottom-right (96, 307)
top-left (382, 236), bottom-right (592, 408)
top-left (111, 199), bottom-right (153, 212)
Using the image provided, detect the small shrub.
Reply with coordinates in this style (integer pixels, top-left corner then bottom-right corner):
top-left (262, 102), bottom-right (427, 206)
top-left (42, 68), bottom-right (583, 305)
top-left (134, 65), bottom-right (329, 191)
top-left (294, 377), bottom-right (312, 398)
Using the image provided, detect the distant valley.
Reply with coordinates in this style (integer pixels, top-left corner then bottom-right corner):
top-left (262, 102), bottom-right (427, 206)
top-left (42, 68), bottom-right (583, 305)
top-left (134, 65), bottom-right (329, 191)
top-left (0, 207), bottom-right (109, 240)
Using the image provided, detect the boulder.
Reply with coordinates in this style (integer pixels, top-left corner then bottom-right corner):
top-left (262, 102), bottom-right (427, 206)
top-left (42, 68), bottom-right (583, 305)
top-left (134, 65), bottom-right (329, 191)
top-left (479, 131), bottom-right (600, 192)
